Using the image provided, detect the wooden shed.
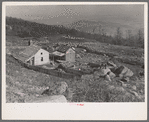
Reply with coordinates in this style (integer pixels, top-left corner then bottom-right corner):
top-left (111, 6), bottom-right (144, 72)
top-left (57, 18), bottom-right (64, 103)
top-left (53, 44), bottom-right (75, 62)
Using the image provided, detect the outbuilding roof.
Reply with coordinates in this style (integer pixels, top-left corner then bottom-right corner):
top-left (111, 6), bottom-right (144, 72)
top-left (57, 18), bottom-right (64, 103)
top-left (52, 51), bottom-right (65, 57)
top-left (56, 44), bottom-right (70, 53)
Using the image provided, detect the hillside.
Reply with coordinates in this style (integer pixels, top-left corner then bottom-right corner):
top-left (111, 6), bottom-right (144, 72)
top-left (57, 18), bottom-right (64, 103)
top-left (6, 16), bottom-right (79, 38)
top-left (6, 40), bottom-right (144, 102)
top-left (6, 17), bottom-right (144, 48)
top-left (65, 20), bottom-right (144, 37)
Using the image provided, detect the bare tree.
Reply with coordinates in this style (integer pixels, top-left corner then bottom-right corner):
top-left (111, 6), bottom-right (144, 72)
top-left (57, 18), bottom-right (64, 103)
top-left (115, 27), bottom-right (123, 45)
top-left (92, 27), bottom-right (96, 34)
top-left (101, 29), bottom-right (106, 36)
top-left (98, 25), bottom-right (102, 35)
top-left (125, 29), bottom-right (135, 46)
top-left (137, 29), bottom-right (144, 48)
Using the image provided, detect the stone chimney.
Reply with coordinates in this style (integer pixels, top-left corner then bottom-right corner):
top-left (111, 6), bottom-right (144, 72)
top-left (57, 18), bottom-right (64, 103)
top-left (29, 40), bottom-right (33, 46)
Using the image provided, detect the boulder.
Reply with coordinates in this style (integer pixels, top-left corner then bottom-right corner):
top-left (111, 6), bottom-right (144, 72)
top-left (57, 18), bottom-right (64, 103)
top-left (95, 68), bottom-right (111, 77)
top-left (117, 80), bottom-right (124, 86)
top-left (114, 66), bottom-right (125, 76)
top-left (110, 67), bottom-right (117, 73)
top-left (105, 75), bottom-right (111, 82)
top-left (114, 66), bottom-right (133, 77)
top-left (107, 61), bottom-right (117, 67)
top-left (117, 80), bottom-right (127, 87)
top-left (25, 95), bottom-right (67, 103)
top-left (59, 68), bottom-right (66, 73)
top-left (124, 69), bottom-right (134, 77)
top-left (106, 65), bottom-right (114, 69)
top-left (121, 77), bottom-right (130, 82)
top-left (108, 72), bottom-right (116, 78)
top-left (64, 88), bottom-right (74, 101)
top-left (56, 82), bottom-right (68, 95)
top-left (41, 89), bottom-right (50, 95)
top-left (131, 85), bottom-right (137, 91)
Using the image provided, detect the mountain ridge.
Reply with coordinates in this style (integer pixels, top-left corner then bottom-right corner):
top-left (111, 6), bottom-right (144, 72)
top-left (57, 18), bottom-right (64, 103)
top-left (64, 19), bottom-right (144, 37)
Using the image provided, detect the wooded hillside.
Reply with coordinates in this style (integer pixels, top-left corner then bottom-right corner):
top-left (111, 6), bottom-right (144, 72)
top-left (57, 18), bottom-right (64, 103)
top-left (6, 17), bottom-right (144, 48)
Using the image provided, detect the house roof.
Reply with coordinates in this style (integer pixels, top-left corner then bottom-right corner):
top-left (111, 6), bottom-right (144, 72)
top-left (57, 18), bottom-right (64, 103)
top-left (14, 45), bottom-right (54, 62)
top-left (13, 53), bottom-right (29, 63)
top-left (42, 46), bottom-right (53, 53)
top-left (52, 51), bottom-right (65, 57)
top-left (56, 44), bottom-right (70, 53)
top-left (17, 45), bottom-right (41, 62)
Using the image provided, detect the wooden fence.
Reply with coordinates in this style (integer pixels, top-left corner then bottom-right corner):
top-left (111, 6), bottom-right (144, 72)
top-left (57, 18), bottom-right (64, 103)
top-left (12, 55), bottom-right (81, 79)
top-left (58, 64), bottom-right (93, 76)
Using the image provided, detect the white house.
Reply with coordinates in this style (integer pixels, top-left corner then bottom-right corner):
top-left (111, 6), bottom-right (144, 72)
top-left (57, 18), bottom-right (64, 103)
top-left (16, 45), bottom-right (51, 65)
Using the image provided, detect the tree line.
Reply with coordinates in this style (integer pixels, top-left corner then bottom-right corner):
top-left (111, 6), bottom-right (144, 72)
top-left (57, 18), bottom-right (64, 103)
top-left (6, 16), bottom-right (144, 48)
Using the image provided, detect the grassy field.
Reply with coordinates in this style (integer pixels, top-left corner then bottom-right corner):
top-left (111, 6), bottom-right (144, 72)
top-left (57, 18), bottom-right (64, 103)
top-left (6, 54), bottom-right (73, 102)
top-left (6, 35), bottom-right (145, 102)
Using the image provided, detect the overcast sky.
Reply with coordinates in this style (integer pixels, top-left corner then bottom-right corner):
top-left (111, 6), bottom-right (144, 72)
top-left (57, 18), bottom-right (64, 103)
top-left (6, 5), bottom-right (144, 26)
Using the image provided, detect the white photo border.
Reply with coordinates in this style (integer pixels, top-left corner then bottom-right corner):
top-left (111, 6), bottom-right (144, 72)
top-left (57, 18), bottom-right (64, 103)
top-left (2, 2), bottom-right (148, 120)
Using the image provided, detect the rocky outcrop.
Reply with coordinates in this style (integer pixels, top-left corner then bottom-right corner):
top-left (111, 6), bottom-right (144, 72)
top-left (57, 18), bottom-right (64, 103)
top-left (107, 61), bottom-right (117, 68)
top-left (105, 75), bottom-right (111, 82)
top-left (94, 68), bottom-right (111, 77)
top-left (114, 66), bottom-right (133, 77)
top-left (108, 71), bottom-right (116, 79)
top-left (56, 82), bottom-right (68, 95)
top-left (121, 77), bottom-right (130, 82)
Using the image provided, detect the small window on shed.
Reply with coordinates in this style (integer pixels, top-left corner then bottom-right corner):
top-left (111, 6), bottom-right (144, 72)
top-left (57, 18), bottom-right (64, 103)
top-left (41, 57), bottom-right (43, 61)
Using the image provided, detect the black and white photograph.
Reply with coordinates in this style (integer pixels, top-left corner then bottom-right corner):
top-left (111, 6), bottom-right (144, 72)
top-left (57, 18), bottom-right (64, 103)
top-left (2, 2), bottom-right (148, 120)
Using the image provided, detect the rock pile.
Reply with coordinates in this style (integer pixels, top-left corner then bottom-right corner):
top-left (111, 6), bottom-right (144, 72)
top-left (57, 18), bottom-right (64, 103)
top-left (93, 68), bottom-right (114, 81)
top-left (37, 82), bottom-right (70, 103)
top-left (39, 62), bottom-right (141, 102)
top-left (114, 66), bottom-right (134, 78)
top-left (82, 61), bottom-right (134, 86)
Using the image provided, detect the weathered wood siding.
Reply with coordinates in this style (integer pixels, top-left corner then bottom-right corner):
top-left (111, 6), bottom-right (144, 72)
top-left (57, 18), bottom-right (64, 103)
top-left (66, 48), bottom-right (75, 62)
top-left (27, 49), bottom-right (50, 65)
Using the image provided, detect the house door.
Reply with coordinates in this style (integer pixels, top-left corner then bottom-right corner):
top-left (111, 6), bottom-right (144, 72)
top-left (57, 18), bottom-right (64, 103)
top-left (31, 57), bottom-right (34, 65)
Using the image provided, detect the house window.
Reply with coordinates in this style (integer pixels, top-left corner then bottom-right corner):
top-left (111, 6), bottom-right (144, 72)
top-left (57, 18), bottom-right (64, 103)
top-left (41, 52), bottom-right (43, 55)
top-left (41, 57), bottom-right (43, 61)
